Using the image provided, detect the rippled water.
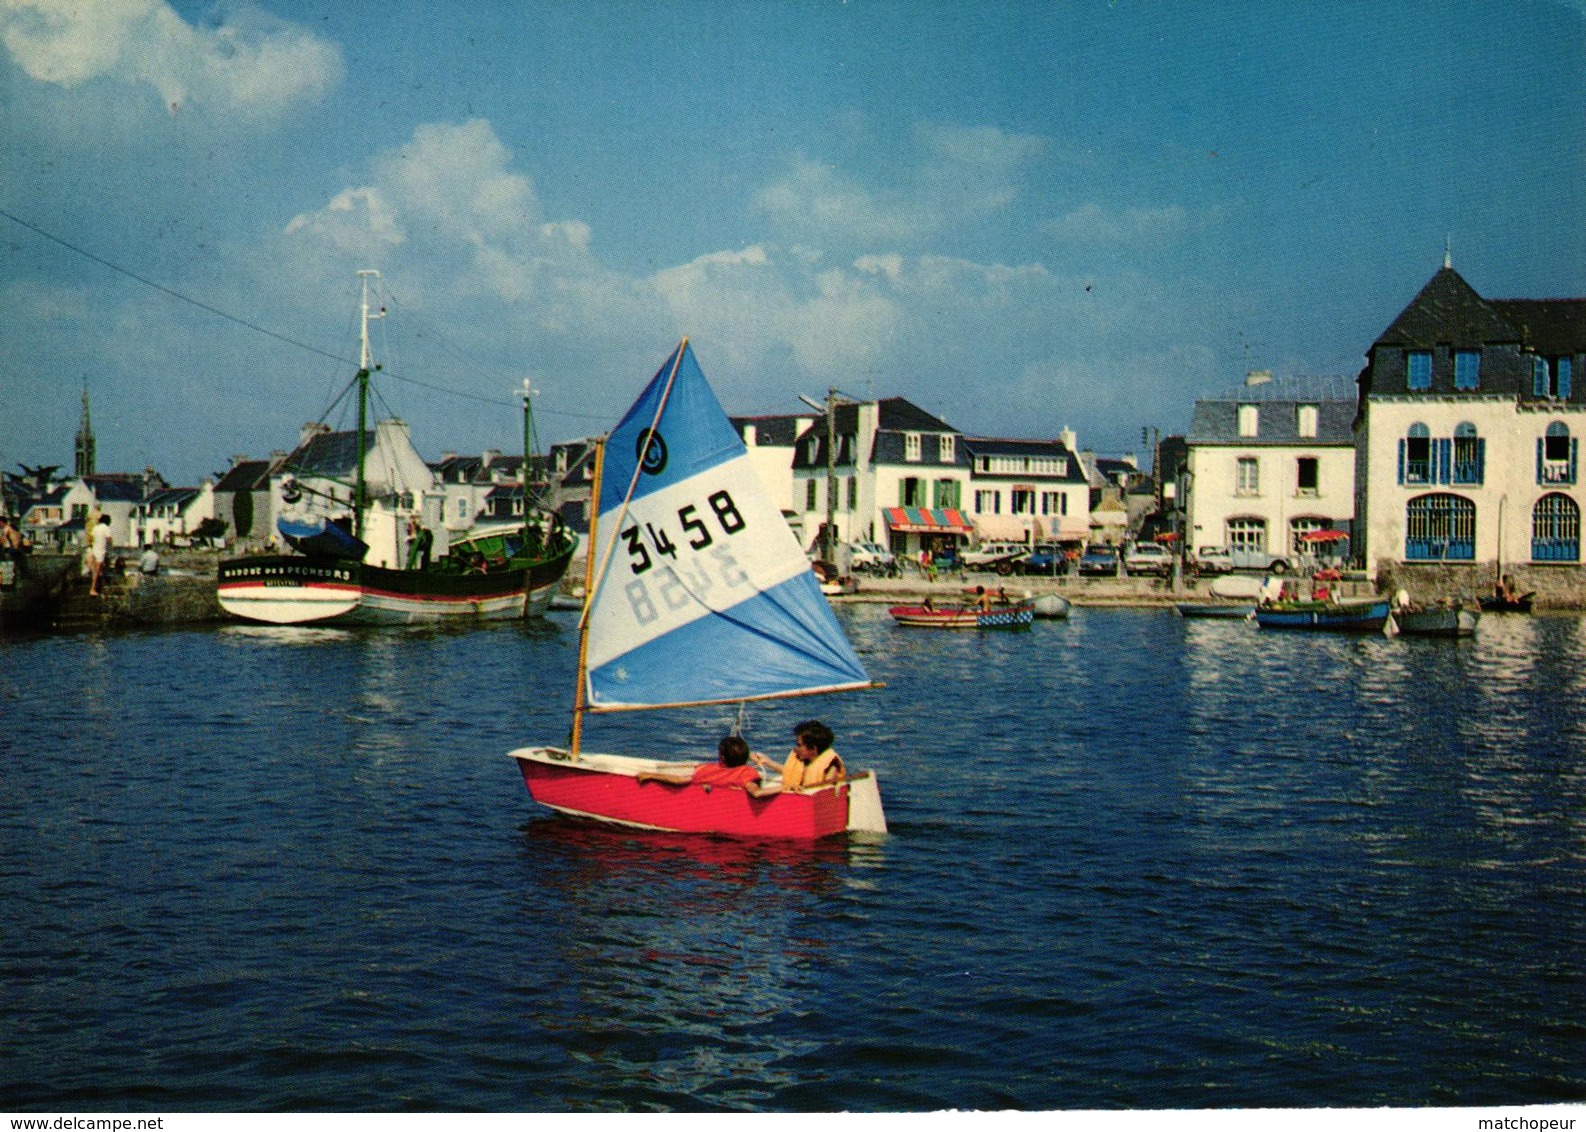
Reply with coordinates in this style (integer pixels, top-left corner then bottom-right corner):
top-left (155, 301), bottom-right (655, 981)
top-left (2, 607), bottom-right (1583, 1111)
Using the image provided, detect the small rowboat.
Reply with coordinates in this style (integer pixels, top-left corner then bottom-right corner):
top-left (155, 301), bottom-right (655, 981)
top-left (889, 601), bottom-right (1035, 629)
top-left (1175, 602), bottom-right (1255, 619)
top-left (1396, 601), bottom-right (1480, 637)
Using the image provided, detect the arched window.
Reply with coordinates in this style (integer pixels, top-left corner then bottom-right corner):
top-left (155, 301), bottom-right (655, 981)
top-left (1405, 494), bottom-right (1475, 561)
top-left (1538, 422), bottom-right (1577, 486)
top-left (1532, 493), bottom-right (1580, 562)
top-left (1452, 422), bottom-right (1484, 485)
top-left (1400, 423), bottom-right (1432, 485)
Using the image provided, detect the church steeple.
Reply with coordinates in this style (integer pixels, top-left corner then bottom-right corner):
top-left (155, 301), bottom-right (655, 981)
top-left (75, 383), bottom-right (96, 477)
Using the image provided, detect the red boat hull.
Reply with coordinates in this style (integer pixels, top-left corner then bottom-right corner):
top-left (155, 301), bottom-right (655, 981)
top-left (510, 748), bottom-right (873, 839)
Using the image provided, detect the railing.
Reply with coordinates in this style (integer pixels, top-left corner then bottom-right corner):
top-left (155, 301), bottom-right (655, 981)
top-left (1532, 538), bottom-right (1580, 562)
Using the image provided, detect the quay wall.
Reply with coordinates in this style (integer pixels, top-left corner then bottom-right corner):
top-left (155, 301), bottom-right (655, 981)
top-left (15, 546), bottom-right (1586, 632)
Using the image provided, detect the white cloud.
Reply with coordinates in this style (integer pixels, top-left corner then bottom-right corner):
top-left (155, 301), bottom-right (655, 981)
top-left (1044, 203), bottom-right (1189, 246)
top-left (0, 0), bottom-right (341, 119)
top-left (755, 124), bottom-right (1049, 248)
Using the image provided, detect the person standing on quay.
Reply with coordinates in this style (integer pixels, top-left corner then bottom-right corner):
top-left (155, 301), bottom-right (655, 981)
top-left (88, 514), bottom-right (112, 596)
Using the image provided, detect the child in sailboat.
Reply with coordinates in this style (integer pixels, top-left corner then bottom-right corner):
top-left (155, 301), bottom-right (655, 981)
top-left (754, 720), bottom-right (846, 791)
top-left (636, 735), bottom-right (770, 794)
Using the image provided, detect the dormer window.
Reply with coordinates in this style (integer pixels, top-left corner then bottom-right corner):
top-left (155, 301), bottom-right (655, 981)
top-left (1454, 349), bottom-right (1480, 391)
top-left (1296, 404), bottom-right (1318, 438)
top-left (1407, 351), bottom-right (1432, 391)
top-left (904, 432), bottom-right (921, 462)
top-left (1237, 404), bottom-right (1259, 438)
top-left (1534, 356), bottom-right (1574, 400)
top-left (938, 435), bottom-right (954, 463)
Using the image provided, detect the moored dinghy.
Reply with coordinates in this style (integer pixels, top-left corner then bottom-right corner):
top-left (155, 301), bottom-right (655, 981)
top-left (508, 341), bottom-right (886, 839)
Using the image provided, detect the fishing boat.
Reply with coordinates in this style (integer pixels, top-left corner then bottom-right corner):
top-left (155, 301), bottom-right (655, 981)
top-left (508, 341), bottom-right (887, 839)
top-left (1254, 597), bottom-right (1396, 634)
top-left (1395, 599), bottom-right (1480, 637)
top-left (890, 591), bottom-right (1036, 629)
top-left (217, 272), bottom-right (576, 626)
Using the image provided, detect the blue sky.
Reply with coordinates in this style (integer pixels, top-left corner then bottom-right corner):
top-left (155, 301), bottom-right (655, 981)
top-left (2, 0), bottom-right (1582, 485)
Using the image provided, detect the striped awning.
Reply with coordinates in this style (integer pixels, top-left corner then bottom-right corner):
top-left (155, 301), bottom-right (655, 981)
top-left (883, 506), bottom-right (974, 534)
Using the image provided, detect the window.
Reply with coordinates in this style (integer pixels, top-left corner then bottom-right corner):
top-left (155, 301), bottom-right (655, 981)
top-left (933, 479), bottom-right (960, 509)
top-left (976, 489), bottom-right (1002, 514)
top-left (1296, 404), bottom-right (1318, 438)
top-left (938, 435), bottom-right (955, 463)
top-left (1041, 491), bottom-right (1063, 516)
top-left (1533, 494), bottom-right (1580, 561)
top-left (1452, 423), bottom-right (1484, 485)
top-left (1296, 457), bottom-right (1318, 495)
top-left (1227, 517), bottom-right (1267, 553)
top-left (1407, 350), bottom-right (1432, 391)
top-left (1238, 404), bottom-right (1259, 437)
top-left (900, 477), bottom-right (924, 507)
top-left (1011, 488), bottom-right (1035, 515)
top-left (805, 479), bottom-right (817, 511)
top-left (1405, 494), bottom-right (1475, 560)
top-left (1400, 423), bottom-right (1432, 485)
top-left (1454, 349), bottom-right (1480, 391)
top-left (1534, 356), bottom-right (1575, 400)
top-left (846, 476), bottom-right (857, 511)
top-left (1236, 457), bottom-right (1259, 496)
top-left (1539, 423), bottom-right (1577, 485)
top-left (904, 433), bottom-right (921, 462)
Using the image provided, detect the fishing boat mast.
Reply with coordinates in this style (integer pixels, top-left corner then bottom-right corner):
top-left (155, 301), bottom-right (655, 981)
top-left (354, 269), bottom-right (384, 543)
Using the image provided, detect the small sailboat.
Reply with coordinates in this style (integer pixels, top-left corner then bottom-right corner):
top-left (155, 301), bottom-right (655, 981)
top-left (217, 271), bottom-right (576, 625)
top-left (508, 341), bottom-right (887, 839)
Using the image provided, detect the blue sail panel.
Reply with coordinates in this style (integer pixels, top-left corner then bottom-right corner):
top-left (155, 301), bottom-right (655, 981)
top-left (601, 343), bottom-right (743, 511)
top-left (587, 569), bottom-right (870, 709)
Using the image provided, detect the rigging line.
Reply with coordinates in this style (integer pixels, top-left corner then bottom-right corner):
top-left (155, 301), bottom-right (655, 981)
top-left (0, 205), bottom-right (345, 365)
top-left (2, 205), bottom-right (617, 424)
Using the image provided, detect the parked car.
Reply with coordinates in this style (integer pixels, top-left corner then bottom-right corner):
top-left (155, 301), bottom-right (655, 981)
top-left (1018, 543), bottom-right (1068, 575)
top-left (1124, 542), bottom-right (1174, 577)
top-left (962, 541), bottom-right (1031, 573)
top-left (844, 540), bottom-right (898, 575)
top-left (1077, 545), bottom-right (1121, 576)
top-left (1193, 546), bottom-right (1232, 574)
top-left (1197, 545), bottom-right (1291, 574)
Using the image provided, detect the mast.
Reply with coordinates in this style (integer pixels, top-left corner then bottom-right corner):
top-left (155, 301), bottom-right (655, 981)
top-left (521, 377), bottom-right (537, 548)
top-left (823, 387), bottom-right (837, 562)
top-left (569, 435), bottom-right (606, 758)
top-left (354, 270), bottom-right (384, 542)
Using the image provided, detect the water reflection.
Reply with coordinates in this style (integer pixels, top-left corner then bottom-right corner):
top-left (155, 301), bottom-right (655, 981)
top-left (513, 819), bottom-right (871, 1110)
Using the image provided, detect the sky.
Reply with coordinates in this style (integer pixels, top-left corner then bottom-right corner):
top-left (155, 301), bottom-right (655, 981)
top-left (1, 0), bottom-right (1583, 486)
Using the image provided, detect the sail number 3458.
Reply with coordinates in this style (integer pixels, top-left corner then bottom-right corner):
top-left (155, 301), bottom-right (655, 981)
top-left (621, 490), bottom-right (745, 576)
top-left (620, 490), bottom-right (748, 625)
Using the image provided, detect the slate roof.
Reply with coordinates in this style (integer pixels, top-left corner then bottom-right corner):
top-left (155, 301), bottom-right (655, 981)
top-left (732, 414), bottom-right (809, 446)
top-left (215, 459), bottom-right (273, 493)
top-left (1375, 267), bottom-right (1522, 348)
top-left (1192, 394), bottom-right (1351, 443)
top-left (960, 436), bottom-right (1089, 483)
top-left (1188, 399), bottom-right (1355, 445)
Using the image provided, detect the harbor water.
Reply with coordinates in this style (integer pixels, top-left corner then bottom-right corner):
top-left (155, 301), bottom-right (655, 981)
top-left (2, 605), bottom-right (1583, 1111)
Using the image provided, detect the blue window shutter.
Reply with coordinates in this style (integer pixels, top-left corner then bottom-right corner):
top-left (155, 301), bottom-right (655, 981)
top-left (1534, 357), bottom-right (1548, 397)
top-left (1437, 438), bottom-right (1451, 484)
top-left (1537, 438), bottom-right (1545, 484)
top-left (1562, 358), bottom-right (1574, 400)
top-left (1476, 438), bottom-right (1485, 484)
top-left (1573, 439), bottom-right (1579, 485)
top-left (1398, 439), bottom-right (1405, 485)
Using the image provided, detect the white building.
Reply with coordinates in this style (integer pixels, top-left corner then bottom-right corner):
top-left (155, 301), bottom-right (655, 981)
top-left (1186, 382), bottom-right (1357, 563)
top-left (1353, 263), bottom-right (1586, 587)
